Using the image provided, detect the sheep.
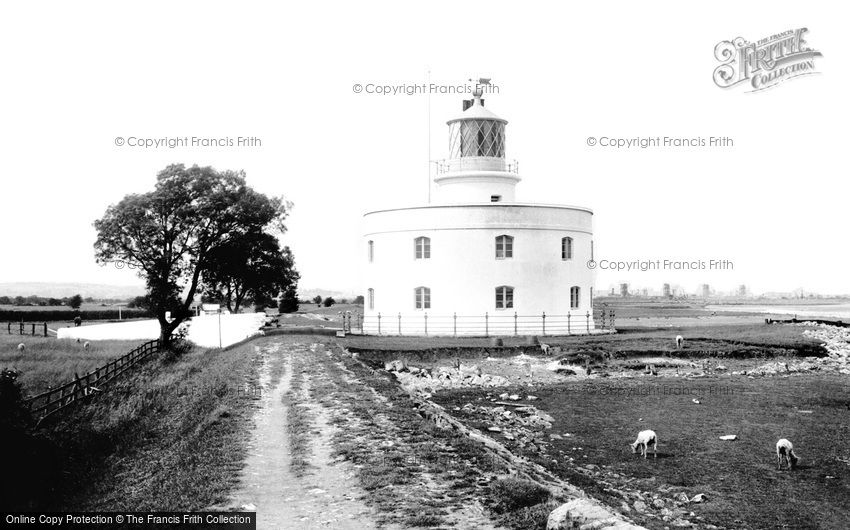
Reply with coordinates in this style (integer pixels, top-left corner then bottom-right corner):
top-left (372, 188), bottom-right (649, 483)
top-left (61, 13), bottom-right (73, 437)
top-left (776, 438), bottom-right (799, 470)
top-left (540, 343), bottom-right (551, 355)
top-left (17, 343), bottom-right (25, 352)
top-left (631, 429), bottom-right (658, 459)
top-left (83, 341), bottom-right (90, 350)
top-left (675, 335), bottom-right (684, 349)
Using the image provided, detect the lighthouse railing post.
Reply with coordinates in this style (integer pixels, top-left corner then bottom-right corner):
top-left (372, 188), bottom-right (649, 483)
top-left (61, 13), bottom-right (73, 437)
top-left (398, 312), bottom-right (401, 335)
top-left (377, 312), bottom-right (382, 335)
top-left (586, 311), bottom-right (590, 333)
top-left (514, 312), bottom-right (518, 336)
top-left (567, 312), bottom-right (571, 335)
top-left (542, 312), bottom-right (546, 336)
top-left (485, 312), bottom-right (489, 337)
top-left (453, 312), bottom-right (457, 337)
top-left (424, 313), bottom-right (428, 336)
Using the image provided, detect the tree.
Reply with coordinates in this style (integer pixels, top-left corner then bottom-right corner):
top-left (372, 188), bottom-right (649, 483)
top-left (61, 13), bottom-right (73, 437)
top-left (202, 233), bottom-right (299, 314)
top-left (67, 294), bottom-right (83, 309)
top-left (93, 164), bottom-right (290, 346)
top-left (312, 295), bottom-right (322, 306)
top-left (322, 297), bottom-right (336, 308)
top-left (279, 284), bottom-right (299, 313)
top-left (353, 295), bottom-right (364, 305)
top-left (127, 295), bottom-right (150, 309)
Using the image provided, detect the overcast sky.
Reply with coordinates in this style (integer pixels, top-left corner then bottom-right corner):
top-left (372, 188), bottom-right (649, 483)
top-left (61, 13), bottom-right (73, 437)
top-left (1, 1), bottom-right (847, 296)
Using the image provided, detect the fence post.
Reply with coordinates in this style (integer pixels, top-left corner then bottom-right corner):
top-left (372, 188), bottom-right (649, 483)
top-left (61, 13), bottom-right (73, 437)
top-left (567, 312), bottom-right (571, 335)
top-left (514, 312), bottom-right (518, 336)
top-left (601, 309), bottom-right (606, 329)
top-left (398, 312), bottom-right (401, 335)
top-left (7, 322), bottom-right (10, 334)
top-left (586, 311), bottom-right (590, 333)
top-left (611, 310), bottom-right (616, 330)
top-left (485, 312), bottom-right (489, 337)
top-left (424, 313), bottom-right (428, 336)
top-left (20, 321), bottom-right (24, 334)
top-left (542, 312), bottom-right (546, 336)
top-left (43, 322), bottom-right (47, 337)
top-left (453, 312), bottom-right (457, 337)
top-left (377, 312), bottom-right (382, 335)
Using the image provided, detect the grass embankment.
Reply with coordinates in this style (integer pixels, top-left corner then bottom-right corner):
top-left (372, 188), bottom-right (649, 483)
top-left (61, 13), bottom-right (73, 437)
top-left (4, 339), bottom-right (263, 512)
top-left (0, 333), bottom-right (144, 395)
top-left (345, 324), bottom-right (826, 364)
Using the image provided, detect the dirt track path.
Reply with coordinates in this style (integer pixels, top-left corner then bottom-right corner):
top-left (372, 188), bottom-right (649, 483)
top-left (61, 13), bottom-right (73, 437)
top-left (228, 341), bottom-right (386, 529)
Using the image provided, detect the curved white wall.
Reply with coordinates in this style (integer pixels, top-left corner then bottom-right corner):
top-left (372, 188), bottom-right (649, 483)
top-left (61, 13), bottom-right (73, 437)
top-left (362, 203), bottom-right (595, 335)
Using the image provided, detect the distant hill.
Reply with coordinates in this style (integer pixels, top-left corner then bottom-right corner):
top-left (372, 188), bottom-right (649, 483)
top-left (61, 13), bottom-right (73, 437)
top-left (299, 287), bottom-right (359, 301)
top-left (0, 282), bottom-right (146, 300)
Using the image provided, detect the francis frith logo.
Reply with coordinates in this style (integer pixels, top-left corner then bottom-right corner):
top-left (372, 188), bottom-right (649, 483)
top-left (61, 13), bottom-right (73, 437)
top-left (713, 28), bottom-right (822, 92)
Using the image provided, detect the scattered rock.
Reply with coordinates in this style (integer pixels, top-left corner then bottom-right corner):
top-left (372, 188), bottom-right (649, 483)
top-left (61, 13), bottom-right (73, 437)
top-left (719, 435), bottom-right (737, 441)
top-left (633, 500), bottom-right (647, 512)
top-left (547, 499), bottom-right (643, 530)
top-left (690, 493), bottom-right (707, 503)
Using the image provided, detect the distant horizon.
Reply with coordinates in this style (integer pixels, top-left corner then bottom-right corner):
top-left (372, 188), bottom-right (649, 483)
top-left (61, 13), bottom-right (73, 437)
top-left (0, 280), bottom-right (847, 301)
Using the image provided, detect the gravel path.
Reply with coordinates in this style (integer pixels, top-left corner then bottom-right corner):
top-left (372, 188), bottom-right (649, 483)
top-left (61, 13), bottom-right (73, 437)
top-left (227, 341), bottom-right (386, 529)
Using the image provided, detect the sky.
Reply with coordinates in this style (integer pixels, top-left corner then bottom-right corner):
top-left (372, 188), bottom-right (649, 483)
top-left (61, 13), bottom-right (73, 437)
top-left (0, 1), bottom-right (848, 296)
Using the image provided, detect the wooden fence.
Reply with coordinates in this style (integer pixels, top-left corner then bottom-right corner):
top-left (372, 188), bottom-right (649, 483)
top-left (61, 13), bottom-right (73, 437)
top-left (25, 339), bottom-right (161, 425)
top-left (6, 321), bottom-right (48, 337)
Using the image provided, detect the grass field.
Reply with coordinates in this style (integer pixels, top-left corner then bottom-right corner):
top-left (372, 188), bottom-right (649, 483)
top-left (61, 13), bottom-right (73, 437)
top-left (0, 329), bottom-right (144, 395)
top-left (435, 373), bottom-right (850, 529)
top-left (3, 339), bottom-right (263, 512)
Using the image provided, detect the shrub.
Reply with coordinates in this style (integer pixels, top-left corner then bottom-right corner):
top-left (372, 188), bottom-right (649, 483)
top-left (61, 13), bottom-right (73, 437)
top-left (322, 297), bottom-right (336, 308)
top-left (490, 477), bottom-right (551, 513)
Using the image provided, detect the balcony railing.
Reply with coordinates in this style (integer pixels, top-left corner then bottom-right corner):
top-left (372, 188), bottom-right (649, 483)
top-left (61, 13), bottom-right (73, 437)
top-left (436, 157), bottom-right (519, 175)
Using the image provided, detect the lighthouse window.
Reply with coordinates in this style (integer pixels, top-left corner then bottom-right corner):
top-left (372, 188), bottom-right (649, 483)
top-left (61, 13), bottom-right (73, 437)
top-left (561, 237), bottom-right (573, 260)
top-left (367, 288), bottom-right (374, 310)
top-left (495, 235), bottom-right (513, 259)
top-left (490, 195), bottom-right (502, 202)
top-left (495, 286), bottom-right (514, 309)
top-left (570, 286), bottom-right (580, 309)
top-left (414, 287), bottom-right (431, 309)
top-left (414, 236), bottom-right (431, 259)
top-left (368, 240), bottom-right (374, 262)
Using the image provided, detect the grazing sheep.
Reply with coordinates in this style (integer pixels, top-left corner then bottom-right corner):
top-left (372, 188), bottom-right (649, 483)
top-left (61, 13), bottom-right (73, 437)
top-left (540, 343), bottom-right (551, 355)
top-left (675, 335), bottom-right (684, 349)
top-left (17, 343), bottom-right (25, 352)
top-left (631, 429), bottom-right (658, 459)
top-left (776, 438), bottom-right (799, 470)
top-left (83, 342), bottom-right (90, 350)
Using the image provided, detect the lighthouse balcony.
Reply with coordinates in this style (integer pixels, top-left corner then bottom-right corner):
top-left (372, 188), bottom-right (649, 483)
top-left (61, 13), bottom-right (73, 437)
top-left (436, 157), bottom-right (519, 175)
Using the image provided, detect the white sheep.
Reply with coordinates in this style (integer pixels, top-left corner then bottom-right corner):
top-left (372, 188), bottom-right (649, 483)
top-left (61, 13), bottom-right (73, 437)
top-left (631, 429), bottom-right (658, 459)
top-left (540, 343), bottom-right (551, 355)
top-left (776, 438), bottom-right (799, 470)
top-left (17, 343), bottom-right (25, 351)
top-left (83, 342), bottom-right (90, 350)
top-left (675, 335), bottom-right (684, 349)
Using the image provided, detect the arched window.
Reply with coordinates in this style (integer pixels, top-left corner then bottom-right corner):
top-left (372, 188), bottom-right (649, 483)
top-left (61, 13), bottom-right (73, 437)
top-left (570, 286), bottom-right (580, 309)
top-left (367, 288), bottom-right (374, 310)
top-left (368, 240), bottom-right (374, 262)
top-left (414, 287), bottom-right (431, 309)
top-left (414, 236), bottom-right (431, 259)
top-left (561, 237), bottom-right (573, 260)
top-left (495, 286), bottom-right (514, 309)
top-left (495, 235), bottom-right (513, 259)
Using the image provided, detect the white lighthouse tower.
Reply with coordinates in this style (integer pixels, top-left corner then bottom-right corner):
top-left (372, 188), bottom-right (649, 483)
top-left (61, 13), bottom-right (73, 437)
top-left (362, 84), bottom-right (595, 335)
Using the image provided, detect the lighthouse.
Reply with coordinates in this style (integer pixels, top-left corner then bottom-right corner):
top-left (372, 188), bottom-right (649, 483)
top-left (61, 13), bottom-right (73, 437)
top-left (362, 84), bottom-right (595, 335)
